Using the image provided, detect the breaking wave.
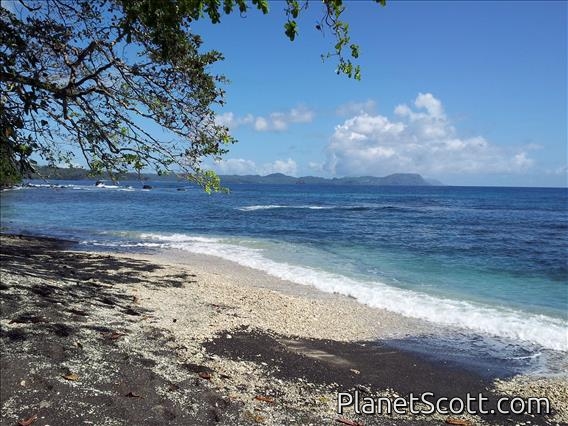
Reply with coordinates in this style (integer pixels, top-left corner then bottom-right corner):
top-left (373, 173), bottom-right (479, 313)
top-left (137, 232), bottom-right (568, 352)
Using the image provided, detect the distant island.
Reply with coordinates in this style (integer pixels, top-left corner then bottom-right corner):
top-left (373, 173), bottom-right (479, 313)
top-left (220, 172), bottom-right (442, 186)
top-left (30, 166), bottom-right (442, 186)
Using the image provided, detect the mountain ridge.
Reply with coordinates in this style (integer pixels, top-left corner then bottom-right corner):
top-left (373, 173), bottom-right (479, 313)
top-left (30, 166), bottom-right (442, 186)
top-left (215, 172), bottom-right (441, 186)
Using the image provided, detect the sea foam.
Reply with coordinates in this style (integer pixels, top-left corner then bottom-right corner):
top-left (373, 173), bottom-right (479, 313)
top-left (237, 205), bottom-right (334, 211)
top-left (138, 232), bottom-right (568, 352)
top-left (236, 204), bottom-right (418, 212)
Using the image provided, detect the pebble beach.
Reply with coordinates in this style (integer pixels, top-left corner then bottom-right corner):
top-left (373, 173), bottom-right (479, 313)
top-left (1, 234), bottom-right (566, 425)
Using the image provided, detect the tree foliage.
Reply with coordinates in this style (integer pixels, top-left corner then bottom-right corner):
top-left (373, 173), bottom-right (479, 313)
top-left (0, 0), bottom-right (384, 190)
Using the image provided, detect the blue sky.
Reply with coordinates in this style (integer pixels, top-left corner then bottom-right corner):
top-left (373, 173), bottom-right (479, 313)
top-left (193, 1), bottom-right (567, 187)
top-left (4, 0), bottom-right (565, 186)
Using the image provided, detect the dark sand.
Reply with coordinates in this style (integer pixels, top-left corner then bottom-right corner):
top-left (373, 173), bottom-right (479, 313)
top-left (0, 235), bottom-right (563, 425)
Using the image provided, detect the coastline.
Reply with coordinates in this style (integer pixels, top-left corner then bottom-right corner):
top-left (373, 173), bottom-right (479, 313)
top-left (1, 234), bottom-right (566, 425)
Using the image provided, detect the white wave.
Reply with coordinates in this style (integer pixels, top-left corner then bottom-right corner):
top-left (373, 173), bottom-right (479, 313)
top-left (23, 183), bottom-right (87, 190)
top-left (508, 352), bottom-right (543, 360)
top-left (305, 206), bottom-right (333, 210)
top-left (236, 204), bottom-right (409, 211)
top-left (80, 240), bottom-right (163, 248)
top-left (95, 184), bottom-right (120, 189)
top-left (136, 233), bottom-right (568, 351)
top-left (237, 205), bottom-right (334, 211)
top-left (238, 205), bottom-right (287, 211)
top-left (22, 182), bottom-right (137, 191)
top-left (26, 183), bottom-right (55, 188)
top-left (140, 232), bottom-right (221, 244)
top-left (93, 184), bottom-right (134, 191)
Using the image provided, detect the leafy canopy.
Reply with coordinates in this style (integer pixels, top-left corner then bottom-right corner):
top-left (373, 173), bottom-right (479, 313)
top-left (0, 0), bottom-right (384, 190)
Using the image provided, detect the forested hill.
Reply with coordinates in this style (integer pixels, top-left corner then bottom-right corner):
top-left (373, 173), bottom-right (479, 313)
top-left (30, 167), bottom-right (442, 186)
top-left (220, 173), bottom-right (442, 186)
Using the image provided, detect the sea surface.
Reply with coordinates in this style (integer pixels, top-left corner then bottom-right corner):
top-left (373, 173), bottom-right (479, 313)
top-left (1, 180), bottom-right (567, 376)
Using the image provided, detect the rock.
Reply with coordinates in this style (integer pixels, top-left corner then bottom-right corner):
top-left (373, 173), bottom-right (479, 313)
top-left (445, 418), bottom-right (472, 426)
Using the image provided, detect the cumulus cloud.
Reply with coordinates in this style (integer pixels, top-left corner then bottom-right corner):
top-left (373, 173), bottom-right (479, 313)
top-left (264, 158), bottom-right (298, 175)
top-left (212, 158), bottom-right (298, 176)
top-left (325, 93), bottom-right (534, 177)
top-left (216, 106), bottom-right (314, 132)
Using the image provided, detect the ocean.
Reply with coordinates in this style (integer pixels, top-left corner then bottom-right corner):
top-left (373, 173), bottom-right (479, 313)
top-left (1, 181), bottom-right (567, 376)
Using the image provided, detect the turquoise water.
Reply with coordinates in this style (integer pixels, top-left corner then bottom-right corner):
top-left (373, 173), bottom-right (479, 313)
top-left (1, 181), bottom-right (567, 373)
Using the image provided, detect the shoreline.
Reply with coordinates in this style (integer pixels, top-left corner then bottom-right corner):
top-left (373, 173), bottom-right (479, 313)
top-left (1, 234), bottom-right (567, 425)
top-left (114, 246), bottom-right (566, 379)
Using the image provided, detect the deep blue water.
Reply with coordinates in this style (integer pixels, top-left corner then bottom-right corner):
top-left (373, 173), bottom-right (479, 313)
top-left (1, 181), bottom-right (567, 373)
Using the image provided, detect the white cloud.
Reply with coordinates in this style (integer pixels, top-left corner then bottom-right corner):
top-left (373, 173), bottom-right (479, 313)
top-left (414, 92), bottom-right (444, 119)
top-left (308, 161), bottom-right (325, 173)
top-left (215, 112), bottom-right (235, 128)
top-left (212, 158), bottom-right (298, 176)
top-left (217, 105), bottom-right (314, 132)
top-left (325, 93), bottom-right (534, 177)
top-left (512, 152), bottom-right (533, 169)
top-left (288, 106), bottom-right (315, 123)
top-left (394, 92), bottom-right (454, 140)
top-left (212, 158), bottom-right (257, 175)
top-left (336, 100), bottom-right (377, 116)
top-left (546, 165), bottom-right (568, 176)
top-left (215, 112), bottom-right (253, 129)
top-left (254, 117), bottom-right (269, 131)
top-left (264, 158), bottom-right (298, 175)
top-left (256, 105), bottom-right (314, 132)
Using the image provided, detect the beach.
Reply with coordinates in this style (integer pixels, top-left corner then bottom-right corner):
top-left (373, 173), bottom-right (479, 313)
top-left (3, 1), bottom-right (567, 424)
top-left (1, 234), bottom-right (566, 426)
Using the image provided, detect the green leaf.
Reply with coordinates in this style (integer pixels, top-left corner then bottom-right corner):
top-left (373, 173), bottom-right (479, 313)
top-left (350, 43), bottom-right (359, 58)
top-left (290, 0), bottom-right (300, 18)
top-left (252, 0), bottom-right (269, 14)
top-left (284, 21), bottom-right (297, 41)
top-left (223, 0), bottom-right (233, 14)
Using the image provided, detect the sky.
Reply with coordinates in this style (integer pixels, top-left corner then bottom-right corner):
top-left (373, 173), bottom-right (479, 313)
top-left (191, 0), bottom-right (567, 187)
top-left (3, 0), bottom-right (566, 187)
